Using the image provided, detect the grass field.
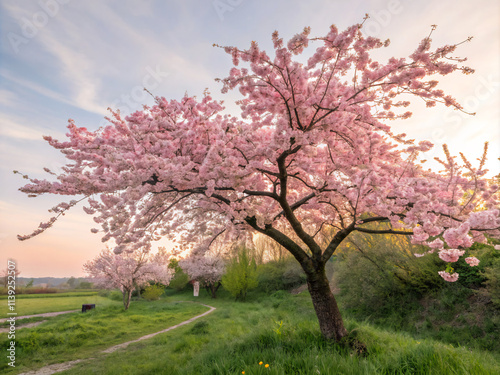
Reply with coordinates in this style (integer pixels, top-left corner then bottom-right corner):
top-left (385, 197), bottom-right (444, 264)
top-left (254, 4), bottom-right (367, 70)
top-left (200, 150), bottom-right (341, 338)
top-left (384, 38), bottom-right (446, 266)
top-left (0, 296), bottom-right (209, 373)
top-left (0, 292), bottom-right (120, 316)
top-left (1, 290), bottom-right (499, 374)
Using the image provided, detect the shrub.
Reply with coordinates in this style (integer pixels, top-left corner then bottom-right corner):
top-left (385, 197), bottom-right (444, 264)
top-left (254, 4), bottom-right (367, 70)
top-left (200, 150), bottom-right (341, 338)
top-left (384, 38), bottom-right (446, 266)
top-left (168, 258), bottom-right (190, 291)
top-left (142, 284), bottom-right (165, 301)
top-left (108, 290), bottom-right (123, 301)
top-left (222, 247), bottom-right (258, 300)
top-left (97, 289), bottom-right (111, 297)
top-left (484, 257), bottom-right (500, 307)
top-left (257, 258), bottom-right (306, 293)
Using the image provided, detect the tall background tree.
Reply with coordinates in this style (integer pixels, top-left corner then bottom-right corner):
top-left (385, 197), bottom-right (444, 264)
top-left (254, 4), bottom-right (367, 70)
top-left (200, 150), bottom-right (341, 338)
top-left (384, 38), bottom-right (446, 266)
top-left (221, 247), bottom-right (259, 301)
top-left (17, 22), bottom-right (500, 341)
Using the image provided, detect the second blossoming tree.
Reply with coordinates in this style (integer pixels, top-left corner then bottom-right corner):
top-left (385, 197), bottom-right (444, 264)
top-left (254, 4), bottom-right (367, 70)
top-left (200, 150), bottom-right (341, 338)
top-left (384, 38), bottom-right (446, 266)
top-left (83, 248), bottom-right (172, 310)
top-left (179, 255), bottom-right (226, 298)
top-left (18, 22), bottom-right (499, 341)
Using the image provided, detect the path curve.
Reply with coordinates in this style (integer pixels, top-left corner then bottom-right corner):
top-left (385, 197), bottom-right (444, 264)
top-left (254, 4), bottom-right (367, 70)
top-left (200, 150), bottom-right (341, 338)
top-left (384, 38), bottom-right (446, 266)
top-left (0, 320), bottom-right (48, 333)
top-left (18, 302), bottom-right (216, 375)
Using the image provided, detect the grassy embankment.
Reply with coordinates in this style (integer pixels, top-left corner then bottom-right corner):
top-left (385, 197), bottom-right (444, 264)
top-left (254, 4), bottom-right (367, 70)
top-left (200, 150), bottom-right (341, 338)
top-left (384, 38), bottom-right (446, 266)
top-left (1, 289), bottom-right (499, 374)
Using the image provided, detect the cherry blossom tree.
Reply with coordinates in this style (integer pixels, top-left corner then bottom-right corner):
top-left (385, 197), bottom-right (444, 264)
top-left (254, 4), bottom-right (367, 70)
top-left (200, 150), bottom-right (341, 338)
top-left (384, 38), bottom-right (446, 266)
top-left (179, 255), bottom-right (225, 298)
top-left (17, 21), bottom-right (500, 341)
top-left (83, 248), bottom-right (172, 310)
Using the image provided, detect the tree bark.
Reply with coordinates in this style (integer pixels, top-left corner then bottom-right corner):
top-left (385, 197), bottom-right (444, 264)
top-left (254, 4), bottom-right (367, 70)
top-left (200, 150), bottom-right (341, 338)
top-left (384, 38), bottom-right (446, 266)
top-left (209, 282), bottom-right (221, 298)
top-left (305, 265), bottom-right (347, 341)
top-left (123, 288), bottom-right (132, 310)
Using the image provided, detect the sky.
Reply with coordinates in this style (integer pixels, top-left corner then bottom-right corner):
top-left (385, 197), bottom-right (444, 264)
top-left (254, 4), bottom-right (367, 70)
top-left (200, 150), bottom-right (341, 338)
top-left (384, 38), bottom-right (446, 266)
top-left (0, 0), bottom-right (498, 278)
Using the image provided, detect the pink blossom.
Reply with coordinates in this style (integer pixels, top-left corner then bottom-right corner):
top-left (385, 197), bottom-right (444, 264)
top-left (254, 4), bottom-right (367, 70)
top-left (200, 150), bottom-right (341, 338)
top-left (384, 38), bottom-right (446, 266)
top-left (427, 238), bottom-right (444, 249)
top-left (438, 249), bottom-right (465, 263)
top-left (438, 271), bottom-right (459, 282)
top-left (465, 256), bottom-right (480, 267)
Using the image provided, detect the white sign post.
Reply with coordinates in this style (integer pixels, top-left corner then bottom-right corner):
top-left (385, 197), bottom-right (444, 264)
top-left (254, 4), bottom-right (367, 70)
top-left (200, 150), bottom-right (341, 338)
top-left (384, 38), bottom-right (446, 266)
top-left (193, 281), bottom-right (199, 297)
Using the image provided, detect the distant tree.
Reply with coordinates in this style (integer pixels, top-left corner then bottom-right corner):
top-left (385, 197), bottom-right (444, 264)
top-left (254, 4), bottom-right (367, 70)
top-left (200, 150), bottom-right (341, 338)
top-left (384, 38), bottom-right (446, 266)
top-left (180, 255), bottom-right (226, 298)
top-left (26, 279), bottom-right (34, 288)
top-left (67, 276), bottom-right (77, 288)
top-left (222, 248), bottom-right (258, 301)
top-left (168, 258), bottom-right (190, 291)
top-left (77, 281), bottom-right (93, 289)
top-left (84, 248), bottom-right (172, 310)
top-left (1, 265), bottom-right (20, 288)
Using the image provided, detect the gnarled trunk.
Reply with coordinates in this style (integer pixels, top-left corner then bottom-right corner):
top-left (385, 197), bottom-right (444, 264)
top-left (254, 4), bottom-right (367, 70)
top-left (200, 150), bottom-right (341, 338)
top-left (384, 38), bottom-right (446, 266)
top-left (305, 266), bottom-right (347, 341)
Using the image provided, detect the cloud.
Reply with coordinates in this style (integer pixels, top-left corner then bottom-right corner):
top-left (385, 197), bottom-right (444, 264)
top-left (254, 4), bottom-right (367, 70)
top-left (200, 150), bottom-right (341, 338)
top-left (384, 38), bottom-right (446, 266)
top-left (0, 89), bottom-right (18, 107)
top-left (0, 115), bottom-right (46, 141)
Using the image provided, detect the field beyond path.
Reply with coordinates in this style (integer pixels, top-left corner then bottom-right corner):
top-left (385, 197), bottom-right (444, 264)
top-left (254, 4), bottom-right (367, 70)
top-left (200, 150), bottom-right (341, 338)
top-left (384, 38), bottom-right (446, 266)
top-left (0, 310), bottom-right (79, 324)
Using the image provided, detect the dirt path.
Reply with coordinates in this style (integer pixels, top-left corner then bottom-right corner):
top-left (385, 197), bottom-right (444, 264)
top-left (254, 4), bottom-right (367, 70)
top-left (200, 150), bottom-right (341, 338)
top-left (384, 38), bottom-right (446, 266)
top-left (18, 302), bottom-right (216, 375)
top-left (0, 320), bottom-right (48, 333)
top-left (0, 310), bottom-right (79, 323)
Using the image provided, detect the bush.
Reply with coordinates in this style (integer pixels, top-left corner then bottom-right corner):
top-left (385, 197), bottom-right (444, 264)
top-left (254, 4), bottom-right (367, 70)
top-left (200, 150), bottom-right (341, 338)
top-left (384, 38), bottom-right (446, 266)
top-left (257, 258), bottom-right (306, 293)
top-left (222, 247), bottom-right (258, 300)
top-left (97, 289), bottom-right (111, 297)
top-left (332, 228), bottom-right (445, 313)
top-left (108, 290), bottom-right (123, 301)
top-left (484, 257), bottom-right (500, 307)
top-left (168, 258), bottom-right (190, 291)
top-left (142, 284), bottom-right (165, 301)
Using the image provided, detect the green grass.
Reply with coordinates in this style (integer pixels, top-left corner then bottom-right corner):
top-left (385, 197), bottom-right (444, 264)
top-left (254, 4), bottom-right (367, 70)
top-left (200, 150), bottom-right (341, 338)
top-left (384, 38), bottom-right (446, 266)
top-left (0, 294), bottom-right (119, 316)
top-left (0, 298), bottom-right (209, 373)
top-left (1, 290), bottom-right (499, 374)
top-left (0, 291), bottom-right (98, 299)
top-left (37, 291), bottom-right (500, 374)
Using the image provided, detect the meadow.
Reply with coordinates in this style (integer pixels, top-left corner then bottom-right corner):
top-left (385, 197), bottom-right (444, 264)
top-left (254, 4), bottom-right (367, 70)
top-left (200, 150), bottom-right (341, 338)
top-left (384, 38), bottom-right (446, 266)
top-left (1, 289), bottom-right (499, 374)
top-left (0, 291), bottom-right (118, 316)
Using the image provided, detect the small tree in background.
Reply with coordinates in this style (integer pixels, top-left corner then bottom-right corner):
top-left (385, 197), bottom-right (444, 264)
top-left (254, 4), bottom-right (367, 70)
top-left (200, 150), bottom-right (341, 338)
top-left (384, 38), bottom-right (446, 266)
top-left (67, 276), bottom-right (77, 289)
top-left (222, 248), bottom-right (258, 301)
top-left (142, 284), bottom-right (165, 301)
top-left (168, 258), bottom-right (190, 291)
top-left (180, 255), bottom-right (226, 298)
top-left (1, 265), bottom-right (20, 288)
top-left (84, 248), bottom-right (172, 310)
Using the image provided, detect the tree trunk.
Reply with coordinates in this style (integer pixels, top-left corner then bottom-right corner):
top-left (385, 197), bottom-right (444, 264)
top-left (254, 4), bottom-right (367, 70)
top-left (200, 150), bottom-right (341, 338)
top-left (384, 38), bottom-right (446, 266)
top-left (122, 288), bottom-right (132, 310)
top-left (305, 266), bottom-right (347, 342)
top-left (209, 282), bottom-right (221, 299)
top-left (136, 285), bottom-right (141, 299)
